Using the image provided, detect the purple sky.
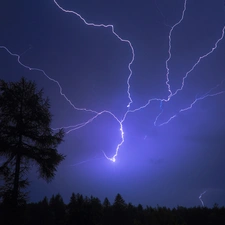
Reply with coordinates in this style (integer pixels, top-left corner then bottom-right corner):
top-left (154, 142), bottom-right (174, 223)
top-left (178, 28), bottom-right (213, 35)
top-left (1, 0), bottom-right (225, 208)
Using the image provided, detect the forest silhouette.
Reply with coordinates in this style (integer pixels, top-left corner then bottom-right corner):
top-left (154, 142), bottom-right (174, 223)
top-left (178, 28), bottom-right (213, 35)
top-left (1, 192), bottom-right (225, 225)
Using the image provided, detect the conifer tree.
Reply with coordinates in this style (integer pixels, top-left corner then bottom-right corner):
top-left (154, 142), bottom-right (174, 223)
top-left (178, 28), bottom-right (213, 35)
top-left (0, 77), bottom-right (65, 206)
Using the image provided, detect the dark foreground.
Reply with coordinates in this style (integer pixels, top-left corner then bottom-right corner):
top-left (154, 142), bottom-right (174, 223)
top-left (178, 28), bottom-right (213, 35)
top-left (0, 193), bottom-right (224, 225)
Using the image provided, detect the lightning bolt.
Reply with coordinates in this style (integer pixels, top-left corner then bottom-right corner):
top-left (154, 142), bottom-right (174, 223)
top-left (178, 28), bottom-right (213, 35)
top-left (1, 0), bottom-right (225, 164)
top-left (157, 79), bottom-right (225, 126)
top-left (172, 26), bottom-right (225, 97)
top-left (199, 190), bottom-right (207, 207)
top-left (53, 0), bottom-right (135, 108)
top-left (69, 156), bottom-right (104, 167)
top-left (165, 0), bottom-right (187, 97)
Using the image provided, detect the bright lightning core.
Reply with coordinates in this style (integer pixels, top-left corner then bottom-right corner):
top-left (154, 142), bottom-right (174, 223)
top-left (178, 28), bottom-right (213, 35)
top-left (0, 0), bottom-right (225, 164)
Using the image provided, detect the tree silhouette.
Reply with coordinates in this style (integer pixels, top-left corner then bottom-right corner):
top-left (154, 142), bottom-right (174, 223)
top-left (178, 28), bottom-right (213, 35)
top-left (103, 197), bottom-right (111, 208)
top-left (113, 193), bottom-right (126, 209)
top-left (0, 77), bottom-right (65, 207)
top-left (67, 193), bottom-right (77, 225)
top-left (49, 194), bottom-right (66, 225)
top-left (113, 194), bottom-right (127, 224)
top-left (102, 197), bottom-right (113, 225)
top-left (89, 196), bottom-right (102, 225)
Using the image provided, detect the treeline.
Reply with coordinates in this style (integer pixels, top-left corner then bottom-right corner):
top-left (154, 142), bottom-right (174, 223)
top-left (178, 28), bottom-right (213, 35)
top-left (0, 192), bottom-right (225, 225)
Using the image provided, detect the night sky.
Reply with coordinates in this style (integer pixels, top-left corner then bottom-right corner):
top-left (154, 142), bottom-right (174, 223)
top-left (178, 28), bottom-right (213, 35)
top-left (1, 0), bottom-right (225, 208)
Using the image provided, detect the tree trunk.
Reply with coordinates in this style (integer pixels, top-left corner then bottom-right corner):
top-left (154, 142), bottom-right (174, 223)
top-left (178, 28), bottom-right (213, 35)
top-left (12, 86), bottom-right (24, 207)
top-left (12, 151), bottom-right (21, 207)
